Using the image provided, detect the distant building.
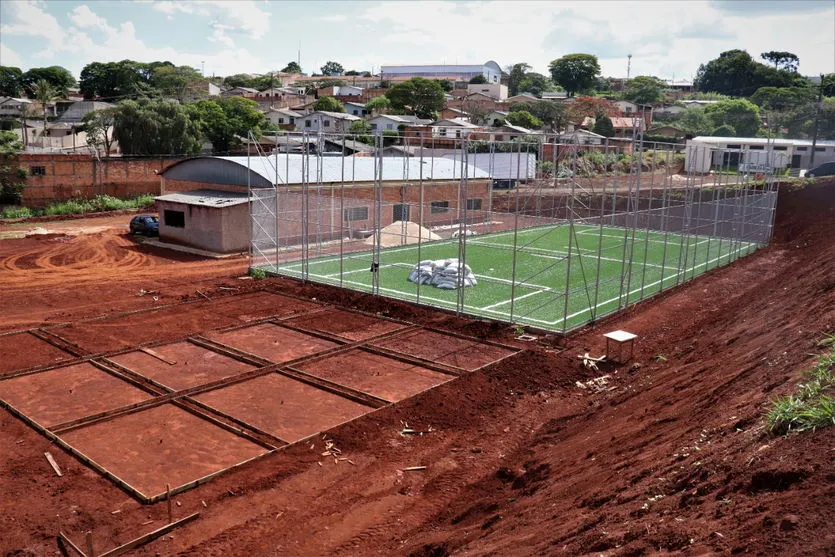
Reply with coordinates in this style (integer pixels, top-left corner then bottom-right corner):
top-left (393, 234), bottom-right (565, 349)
top-left (381, 61), bottom-right (502, 84)
top-left (686, 136), bottom-right (835, 171)
top-left (56, 101), bottom-right (116, 124)
top-left (466, 83), bottom-right (507, 101)
top-left (368, 114), bottom-right (431, 134)
top-left (295, 111), bottom-right (362, 133)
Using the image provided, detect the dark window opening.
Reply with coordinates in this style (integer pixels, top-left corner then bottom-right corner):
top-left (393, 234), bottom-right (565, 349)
top-left (164, 210), bottom-right (185, 228)
top-left (30, 166), bottom-right (46, 176)
top-left (343, 206), bottom-right (368, 221)
top-left (466, 198), bottom-right (482, 210)
top-left (430, 200), bottom-right (450, 214)
top-left (814, 147), bottom-right (826, 152)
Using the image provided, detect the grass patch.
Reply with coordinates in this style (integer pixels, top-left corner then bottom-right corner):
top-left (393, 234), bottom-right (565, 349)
top-left (249, 267), bottom-right (267, 280)
top-left (0, 194), bottom-right (155, 220)
top-left (767, 339), bottom-right (835, 435)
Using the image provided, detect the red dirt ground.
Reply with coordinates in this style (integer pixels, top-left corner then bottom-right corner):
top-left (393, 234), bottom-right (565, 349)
top-left (2, 181), bottom-right (834, 556)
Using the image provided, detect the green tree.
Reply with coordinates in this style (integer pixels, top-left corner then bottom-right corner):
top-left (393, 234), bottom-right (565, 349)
top-left (623, 76), bottom-right (667, 105)
top-left (761, 51), bottom-right (799, 72)
top-left (593, 114), bottom-right (615, 137)
top-left (365, 96), bottom-right (391, 115)
top-left (703, 98), bottom-right (761, 137)
top-left (151, 65), bottom-right (204, 102)
top-left (0, 66), bottom-right (24, 97)
top-left (694, 50), bottom-right (803, 97)
top-left (436, 79), bottom-right (454, 92)
top-left (469, 74), bottom-right (488, 84)
top-left (505, 110), bottom-right (542, 129)
top-left (678, 107), bottom-right (711, 135)
top-left (81, 107), bottom-right (117, 155)
top-left (0, 130), bottom-right (26, 204)
top-left (114, 98), bottom-right (202, 155)
top-left (507, 62), bottom-right (532, 97)
top-left (710, 124), bottom-right (737, 137)
top-left (385, 77), bottom-right (445, 119)
top-left (79, 60), bottom-right (149, 100)
top-left (20, 66), bottom-right (76, 97)
top-left (820, 73), bottom-right (835, 97)
top-left (518, 73), bottom-right (553, 97)
top-left (510, 100), bottom-right (567, 131)
top-left (281, 61), bottom-right (302, 74)
top-left (320, 61), bottom-right (344, 76)
top-left (189, 96), bottom-right (266, 153)
top-left (548, 54), bottom-right (600, 97)
top-left (313, 96), bottom-right (345, 112)
top-left (30, 79), bottom-right (58, 141)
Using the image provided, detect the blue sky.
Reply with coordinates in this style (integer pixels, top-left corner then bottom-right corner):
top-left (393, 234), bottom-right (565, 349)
top-left (1, 0), bottom-right (833, 81)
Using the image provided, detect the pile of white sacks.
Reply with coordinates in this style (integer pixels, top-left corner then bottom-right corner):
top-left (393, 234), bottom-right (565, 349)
top-left (407, 259), bottom-right (477, 290)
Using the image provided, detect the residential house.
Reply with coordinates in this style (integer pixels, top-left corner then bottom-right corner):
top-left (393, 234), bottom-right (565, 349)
top-left (265, 107), bottom-right (303, 129)
top-left (438, 107), bottom-right (469, 120)
top-left (431, 118), bottom-right (482, 139)
top-left (646, 125), bottom-right (686, 140)
top-left (581, 116), bottom-right (645, 138)
top-left (367, 114), bottom-right (432, 135)
top-left (344, 102), bottom-right (368, 117)
top-left (295, 111), bottom-right (362, 133)
top-left (466, 83), bottom-right (508, 101)
top-left (183, 81), bottom-right (222, 102)
top-left (541, 91), bottom-right (568, 100)
top-left (56, 101), bottom-right (116, 124)
top-left (503, 93), bottom-right (540, 105)
top-left (553, 129), bottom-right (607, 145)
top-left (0, 97), bottom-right (35, 118)
top-left (472, 124), bottom-right (540, 142)
top-left (221, 87), bottom-right (259, 98)
top-left (485, 110), bottom-right (510, 126)
top-left (653, 104), bottom-right (686, 117)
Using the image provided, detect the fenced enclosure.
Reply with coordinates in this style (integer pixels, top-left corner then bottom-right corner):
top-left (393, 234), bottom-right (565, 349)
top-left (249, 133), bottom-right (779, 333)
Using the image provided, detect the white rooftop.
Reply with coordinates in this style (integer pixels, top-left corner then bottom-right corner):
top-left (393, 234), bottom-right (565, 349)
top-left (691, 136), bottom-right (835, 147)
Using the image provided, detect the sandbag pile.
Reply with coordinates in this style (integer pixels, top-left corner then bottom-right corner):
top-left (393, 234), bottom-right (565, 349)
top-left (407, 259), bottom-right (477, 290)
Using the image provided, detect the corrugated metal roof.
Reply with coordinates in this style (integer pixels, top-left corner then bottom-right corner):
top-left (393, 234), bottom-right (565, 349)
top-left (156, 189), bottom-right (250, 207)
top-left (442, 152), bottom-right (536, 180)
top-left (162, 155), bottom-right (490, 188)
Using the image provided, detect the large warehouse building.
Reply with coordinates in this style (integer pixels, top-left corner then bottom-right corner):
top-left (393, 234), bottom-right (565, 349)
top-left (157, 156), bottom-right (490, 253)
top-left (380, 61), bottom-right (502, 83)
top-left (685, 136), bottom-right (835, 172)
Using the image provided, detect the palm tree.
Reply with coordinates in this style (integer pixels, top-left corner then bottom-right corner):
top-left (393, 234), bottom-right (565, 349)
top-left (30, 79), bottom-right (58, 146)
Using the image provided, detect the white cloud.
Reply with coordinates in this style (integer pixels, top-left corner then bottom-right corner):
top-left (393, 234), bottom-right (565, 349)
top-left (69, 5), bottom-right (110, 31)
top-left (150, 0), bottom-right (270, 39)
top-left (0, 43), bottom-right (24, 68)
top-left (355, 0), bottom-right (834, 79)
top-left (321, 14), bottom-right (347, 22)
top-left (1, 1), bottom-right (268, 78)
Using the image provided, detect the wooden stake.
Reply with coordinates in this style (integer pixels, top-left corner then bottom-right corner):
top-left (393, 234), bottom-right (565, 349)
top-left (45, 451), bottom-right (63, 477)
top-left (402, 466), bottom-right (427, 472)
top-left (140, 348), bottom-right (177, 366)
top-left (57, 532), bottom-right (86, 557)
top-left (96, 513), bottom-right (199, 557)
top-left (166, 484), bottom-right (173, 524)
top-left (85, 531), bottom-right (94, 557)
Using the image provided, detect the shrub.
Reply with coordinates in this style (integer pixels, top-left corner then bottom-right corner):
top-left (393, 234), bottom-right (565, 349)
top-left (0, 206), bottom-right (33, 219)
top-left (249, 267), bottom-right (267, 279)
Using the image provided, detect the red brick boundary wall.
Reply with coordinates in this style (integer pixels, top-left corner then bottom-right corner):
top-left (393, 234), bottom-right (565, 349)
top-left (15, 154), bottom-right (187, 207)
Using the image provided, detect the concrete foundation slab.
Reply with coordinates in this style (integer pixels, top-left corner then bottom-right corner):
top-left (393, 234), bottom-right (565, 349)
top-left (194, 373), bottom-right (371, 443)
top-left (205, 323), bottom-right (340, 364)
top-left (0, 331), bottom-right (74, 374)
top-left (108, 342), bottom-right (256, 391)
top-left (283, 309), bottom-right (407, 341)
top-left (60, 403), bottom-right (267, 499)
top-left (296, 350), bottom-right (451, 402)
top-left (372, 329), bottom-right (516, 370)
top-left (0, 362), bottom-right (152, 428)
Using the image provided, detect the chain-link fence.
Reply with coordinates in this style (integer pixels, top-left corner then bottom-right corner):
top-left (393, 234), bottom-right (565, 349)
top-left (250, 132), bottom-right (779, 333)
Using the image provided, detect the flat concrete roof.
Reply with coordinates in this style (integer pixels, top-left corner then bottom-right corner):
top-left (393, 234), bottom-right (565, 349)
top-left (155, 189), bottom-right (250, 208)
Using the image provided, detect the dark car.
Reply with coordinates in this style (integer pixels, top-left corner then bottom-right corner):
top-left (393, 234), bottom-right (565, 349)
top-left (806, 161), bottom-right (835, 178)
top-left (129, 214), bottom-right (159, 236)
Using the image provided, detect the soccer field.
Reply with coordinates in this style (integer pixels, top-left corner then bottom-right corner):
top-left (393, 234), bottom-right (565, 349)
top-left (265, 224), bottom-right (760, 332)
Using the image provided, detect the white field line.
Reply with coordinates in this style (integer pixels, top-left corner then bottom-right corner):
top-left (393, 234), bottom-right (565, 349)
top-left (556, 244), bottom-right (753, 325)
top-left (481, 289), bottom-right (549, 311)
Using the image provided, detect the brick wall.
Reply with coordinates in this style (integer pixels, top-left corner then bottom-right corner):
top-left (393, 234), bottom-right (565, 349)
top-left (16, 154), bottom-right (186, 207)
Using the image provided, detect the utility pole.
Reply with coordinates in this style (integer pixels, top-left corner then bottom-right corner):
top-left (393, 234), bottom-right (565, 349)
top-left (626, 54), bottom-right (632, 82)
top-left (809, 73), bottom-right (824, 168)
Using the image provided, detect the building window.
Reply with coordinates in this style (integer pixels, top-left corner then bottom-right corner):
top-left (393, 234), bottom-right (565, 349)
top-left (624, 107), bottom-right (633, 113)
top-left (466, 198), bottom-right (482, 210)
top-left (343, 206), bottom-right (368, 221)
top-left (796, 147), bottom-right (808, 151)
top-left (29, 166), bottom-right (46, 176)
top-left (164, 210), bottom-right (185, 228)
top-left (814, 147), bottom-right (826, 152)
top-left (430, 201), bottom-right (450, 214)
top-left (386, 124), bottom-right (393, 130)
top-left (455, 130), bottom-right (462, 138)
top-left (773, 146), bottom-right (788, 151)
top-left (278, 118), bottom-right (284, 124)
top-left (305, 120), bottom-right (311, 127)
top-left (370, 123), bottom-right (377, 130)
top-left (749, 146), bottom-right (764, 150)
top-left (324, 120), bottom-right (330, 127)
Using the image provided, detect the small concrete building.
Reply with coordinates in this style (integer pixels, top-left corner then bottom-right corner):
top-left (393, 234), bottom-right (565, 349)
top-left (155, 189), bottom-right (250, 253)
